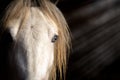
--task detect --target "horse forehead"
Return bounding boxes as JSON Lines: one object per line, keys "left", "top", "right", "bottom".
{"left": 7, "top": 7, "right": 58, "bottom": 40}
{"left": 31, "top": 7, "right": 58, "bottom": 33}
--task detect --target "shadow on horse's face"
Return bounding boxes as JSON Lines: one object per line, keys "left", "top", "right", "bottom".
{"left": 5, "top": 7, "right": 58, "bottom": 80}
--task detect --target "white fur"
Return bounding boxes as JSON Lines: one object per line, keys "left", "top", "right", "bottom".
{"left": 8, "top": 7, "right": 58, "bottom": 80}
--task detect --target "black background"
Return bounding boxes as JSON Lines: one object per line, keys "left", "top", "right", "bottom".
{"left": 1, "top": 0, "right": 120, "bottom": 80}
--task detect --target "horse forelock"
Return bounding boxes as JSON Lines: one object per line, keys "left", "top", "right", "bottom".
{"left": 2, "top": 0, "right": 71, "bottom": 80}
{"left": 44, "top": 3, "right": 71, "bottom": 80}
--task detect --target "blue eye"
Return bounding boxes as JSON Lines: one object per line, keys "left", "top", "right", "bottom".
{"left": 51, "top": 35, "right": 58, "bottom": 43}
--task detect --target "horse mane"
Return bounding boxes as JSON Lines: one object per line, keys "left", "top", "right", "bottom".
{"left": 2, "top": 0, "right": 71, "bottom": 80}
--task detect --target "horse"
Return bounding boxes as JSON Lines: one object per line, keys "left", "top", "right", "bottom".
{"left": 0, "top": 0, "right": 71, "bottom": 80}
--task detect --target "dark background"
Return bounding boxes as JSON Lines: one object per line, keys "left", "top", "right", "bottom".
{"left": 57, "top": 0, "right": 120, "bottom": 80}
{"left": 1, "top": 0, "right": 120, "bottom": 80}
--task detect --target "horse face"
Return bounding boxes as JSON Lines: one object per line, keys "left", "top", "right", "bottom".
{"left": 7, "top": 7, "right": 58, "bottom": 80}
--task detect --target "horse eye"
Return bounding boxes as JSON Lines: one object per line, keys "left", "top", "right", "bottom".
{"left": 51, "top": 35, "right": 58, "bottom": 43}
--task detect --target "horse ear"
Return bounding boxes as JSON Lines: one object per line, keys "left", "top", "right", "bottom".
{"left": 50, "top": 0, "right": 60, "bottom": 5}
{"left": 55, "top": 0, "right": 60, "bottom": 5}
{"left": 40, "top": 0, "right": 60, "bottom": 5}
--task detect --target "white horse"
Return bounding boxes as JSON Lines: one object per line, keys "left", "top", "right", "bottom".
{"left": 1, "top": 0, "right": 71, "bottom": 80}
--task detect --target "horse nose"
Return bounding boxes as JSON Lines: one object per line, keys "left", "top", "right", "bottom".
{"left": 12, "top": 50, "right": 28, "bottom": 80}
{"left": 17, "top": 53, "right": 28, "bottom": 80}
